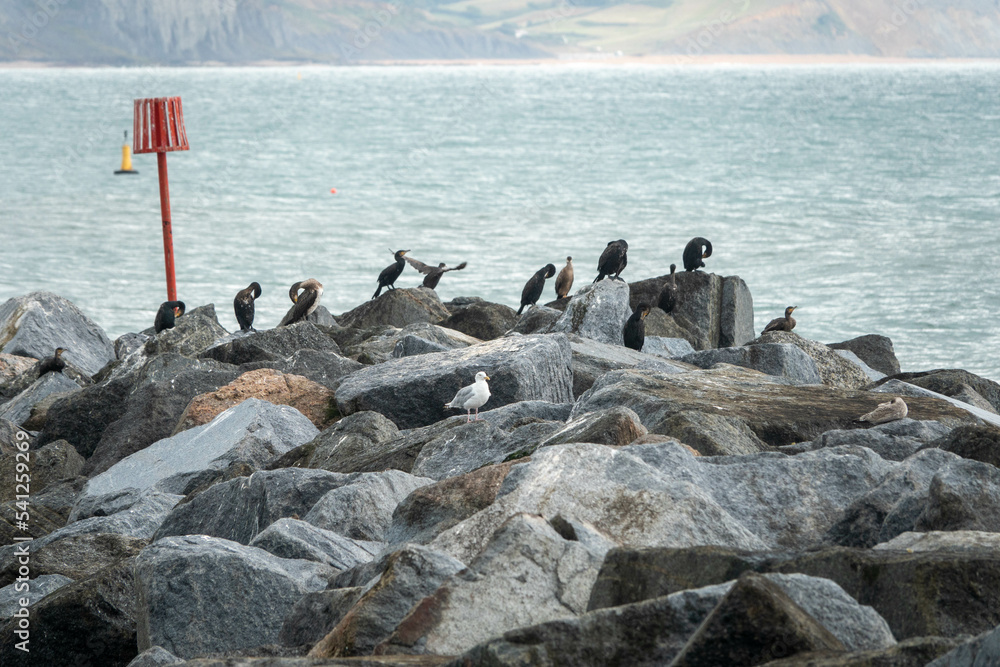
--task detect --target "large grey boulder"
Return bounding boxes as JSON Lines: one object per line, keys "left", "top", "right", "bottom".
{"left": 349, "top": 322, "right": 478, "bottom": 365}
{"left": 550, "top": 279, "right": 632, "bottom": 346}
{"left": 134, "top": 535, "right": 335, "bottom": 658}
{"left": 411, "top": 420, "right": 522, "bottom": 481}
{"left": 335, "top": 334, "right": 574, "bottom": 429}
{"left": 199, "top": 322, "right": 340, "bottom": 366}
{"left": 81, "top": 399, "right": 317, "bottom": 502}
{"left": 243, "top": 348, "right": 362, "bottom": 391}
{"left": 835, "top": 349, "right": 887, "bottom": 382}
{"left": 829, "top": 334, "right": 901, "bottom": 377}
{"left": 0, "top": 532, "right": 147, "bottom": 589}
{"left": 512, "top": 305, "right": 562, "bottom": 335}
{"left": 0, "top": 291, "right": 114, "bottom": 376}
{"left": 338, "top": 287, "right": 450, "bottom": 330}
{"left": 928, "top": 623, "right": 1000, "bottom": 667}
{"left": 271, "top": 410, "right": 400, "bottom": 472}
{"left": 749, "top": 331, "right": 871, "bottom": 389}
{"left": 568, "top": 334, "right": 692, "bottom": 398}
{"left": 441, "top": 297, "right": 518, "bottom": 341}
{"left": 0, "top": 573, "right": 73, "bottom": 619}
{"left": 784, "top": 418, "right": 953, "bottom": 462}
{"left": 302, "top": 470, "right": 434, "bottom": 542}
{"left": 884, "top": 369, "right": 1000, "bottom": 413}
{"left": 154, "top": 468, "right": 356, "bottom": 545}
{"left": 248, "top": 518, "right": 382, "bottom": 571}
{"left": 873, "top": 379, "right": 1000, "bottom": 427}
{"left": 0, "top": 371, "right": 81, "bottom": 426}
{"left": 141, "top": 304, "right": 229, "bottom": 359}
{"left": 538, "top": 406, "right": 647, "bottom": 449}
{"left": 0, "top": 439, "right": 84, "bottom": 502}
{"left": 308, "top": 544, "right": 465, "bottom": 658}
{"left": 654, "top": 410, "right": 770, "bottom": 456}
{"left": 928, "top": 424, "right": 1000, "bottom": 468}
{"left": 720, "top": 276, "right": 755, "bottom": 347}
{"left": 125, "top": 646, "right": 184, "bottom": 667}
{"left": 277, "top": 587, "right": 366, "bottom": 648}
{"left": 915, "top": 457, "right": 1000, "bottom": 534}
{"left": 642, "top": 336, "right": 696, "bottom": 360}
{"left": 680, "top": 344, "right": 823, "bottom": 385}
{"left": 378, "top": 513, "right": 607, "bottom": 656}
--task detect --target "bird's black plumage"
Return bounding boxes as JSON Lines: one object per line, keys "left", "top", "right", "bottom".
{"left": 517, "top": 264, "right": 557, "bottom": 315}
{"left": 280, "top": 279, "right": 323, "bottom": 326}
{"left": 404, "top": 256, "right": 467, "bottom": 290}
{"left": 658, "top": 264, "right": 678, "bottom": 314}
{"left": 623, "top": 303, "right": 650, "bottom": 351}
{"left": 37, "top": 347, "right": 67, "bottom": 376}
{"left": 683, "top": 237, "right": 713, "bottom": 272}
{"left": 234, "top": 282, "right": 262, "bottom": 331}
{"left": 373, "top": 250, "right": 409, "bottom": 299}
{"left": 154, "top": 301, "right": 186, "bottom": 333}
{"left": 594, "top": 239, "right": 629, "bottom": 282}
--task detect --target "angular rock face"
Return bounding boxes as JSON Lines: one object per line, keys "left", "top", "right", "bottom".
{"left": 81, "top": 399, "right": 318, "bottom": 500}
{"left": 829, "top": 334, "right": 902, "bottom": 377}
{"left": 511, "top": 305, "right": 562, "bottom": 335}
{"left": 888, "top": 369, "right": 1000, "bottom": 413}
{"left": 338, "top": 287, "right": 450, "bottom": 330}
{"left": 278, "top": 587, "right": 366, "bottom": 648}
{"left": 199, "top": 322, "right": 341, "bottom": 366}
{"left": 308, "top": 544, "right": 466, "bottom": 658}
{"left": 568, "top": 334, "right": 692, "bottom": 398}
{"left": 0, "top": 573, "right": 73, "bottom": 620}
{"left": 0, "top": 291, "right": 115, "bottom": 376}
{"left": 253, "top": 348, "right": 362, "bottom": 390}
{"left": 347, "top": 322, "right": 479, "bottom": 365}
{"left": 378, "top": 513, "right": 606, "bottom": 656}
{"left": 174, "top": 368, "right": 336, "bottom": 432}
{"left": 141, "top": 304, "right": 229, "bottom": 359}
{"left": 0, "top": 371, "right": 81, "bottom": 426}
{"left": 721, "top": 276, "right": 755, "bottom": 348}
{"left": 0, "top": 439, "right": 84, "bottom": 502}
{"left": 0, "top": 353, "right": 36, "bottom": 392}
{"left": 749, "top": 331, "right": 871, "bottom": 390}
{"left": 927, "top": 622, "right": 1000, "bottom": 667}
{"left": 441, "top": 297, "right": 518, "bottom": 341}
{"left": 411, "top": 420, "right": 521, "bottom": 481}
{"left": 786, "top": 418, "right": 952, "bottom": 462}
{"left": 538, "top": 406, "right": 647, "bottom": 449}
{"left": 134, "top": 535, "right": 335, "bottom": 658}
{"left": 680, "top": 344, "right": 823, "bottom": 385}
{"left": 335, "top": 334, "right": 574, "bottom": 429}
{"left": 655, "top": 410, "right": 769, "bottom": 456}
{"left": 931, "top": 424, "right": 1000, "bottom": 468}
{"left": 272, "top": 411, "right": 401, "bottom": 472}
{"left": 835, "top": 349, "right": 887, "bottom": 382}
{"left": 0, "top": 560, "right": 139, "bottom": 667}
{"left": 550, "top": 279, "right": 632, "bottom": 346}
{"left": 642, "top": 336, "right": 696, "bottom": 360}
{"left": 572, "top": 366, "right": 977, "bottom": 448}
{"left": 248, "top": 518, "right": 382, "bottom": 571}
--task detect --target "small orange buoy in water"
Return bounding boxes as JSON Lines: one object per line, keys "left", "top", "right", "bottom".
{"left": 330, "top": 188, "right": 337, "bottom": 194}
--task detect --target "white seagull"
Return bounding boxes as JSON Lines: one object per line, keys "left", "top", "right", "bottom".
{"left": 856, "top": 397, "right": 908, "bottom": 425}
{"left": 445, "top": 371, "right": 491, "bottom": 422}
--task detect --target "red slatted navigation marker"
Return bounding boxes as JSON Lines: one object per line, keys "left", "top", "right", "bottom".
{"left": 133, "top": 97, "right": 190, "bottom": 302}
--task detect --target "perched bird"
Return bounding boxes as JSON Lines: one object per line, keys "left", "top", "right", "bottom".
{"left": 594, "top": 240, "right": 629, "bottom": 282}
{"left": 404, "top": 255, "right": 468, "bottom": 290}
{"left": 372, "top": 249, "right": 410, "bottom": 299}
{"left": 658, "top": 264, "right": 679, "bottom": 314}
{"left": 518, "top": 264, "right": 557, "bottom": 315}
{"left": 683, "top": 237, "right": 713, "bottom": 272}
{"left": 154, "top": 301, "right": 186, "bottom": 333}
{"left": 37, "top": 347, "right": 67, "bottom": 376}
{"left": 555, "top": 256, "right": 574, "bottom": 299}
{"left": 623, "top": 303, "right": 651, "bottom": 351}
{"left": 856, "top": 397, "right": 908, "bottom": 425}
{"left": 444, "top": 371, "right": 492, "bottom": 422}
{"left": 234, "top": 282, "right": 262, "bottom": 331}
{"left": 762, "top": 306, "right": 798, "bottom": 334}
{"left": 280, "top": 279, "right": 323, "bottom": 326}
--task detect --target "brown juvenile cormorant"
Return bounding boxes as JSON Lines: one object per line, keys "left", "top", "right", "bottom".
{"left": 658, "top": 264, "right": 678, "bottom": 313}
{"left": 404, "top": 255, "right": 467, "bottom": 290}
{"left": 623, "top": 303, "right": 650, "bottom": 351}
{"left": 517, "top": 264, "right": 557, "bottom": 315}
{"left": 683, "top": 237, "right": 713, "bottom": 272}
{"left": 280, "top": 279, "right": 323, "bottom": 326}
{"left": 856, "top": 397, "right": 908, "bottom": 425}
{"left": 37, "top": 348, "right": 67, "bottom": 376}
{"left": 555, "top": 257, "right": 574, "bottom": 299}
{"left": 154, "top": 301, "right": 185, "bottom": 333}
{"left": 762, "top": 306, "right": 797, "bottom": 334}
{"left": 594, "top": 240, "right": 628, "bottom": 282}
{"left": 373, "top": 250, "right": 409, "bottom": 299}
{"left": 234, "top": 282, "right": 262, "bottom": 331}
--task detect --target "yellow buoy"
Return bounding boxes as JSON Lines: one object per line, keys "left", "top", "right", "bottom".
{"left": 114, "top": 130, "right": 139, "bottom": 175}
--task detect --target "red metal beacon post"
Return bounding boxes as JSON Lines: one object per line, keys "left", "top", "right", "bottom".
{"left": 133, "top": 97, "right": 190, "bottom": 301}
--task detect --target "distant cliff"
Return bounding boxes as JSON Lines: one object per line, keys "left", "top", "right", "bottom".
{"left": 2, "top": 0, "right": 999, "bottom": 64}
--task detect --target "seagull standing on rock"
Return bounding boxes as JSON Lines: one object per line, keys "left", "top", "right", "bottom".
{"left": 445, "top": 371, "right": 491, "bottom": 422}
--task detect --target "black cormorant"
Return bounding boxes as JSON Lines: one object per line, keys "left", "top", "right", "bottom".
{"left": 762, "top": 306, "right": 797, "bottom": 334}
{"left": 594, "top": 240, "right": 628, "bottom": 282}
{"left": 517, "top": 264, "right": 557, "bottom": 315}
{"left": 373, "top": 250, "right": 409, "bottom": 298}
{"left": 154, "top": 301, "right": 185, "bottom": 333}
{"left": 683, "top": 237, "right": 712, "bottom": 272}
{"left": 37, "top": 348, "right": 67, "bottom": 376}
{"left": 234, "top": 282, "right": 262, "bottom": 331}
{"left": 658, "top": 264, "right": 678, "bottom": 314}
{"left": 555, "top": 257, "right": 574, "bottom": 299}
{"left": 280, "top": 279, "right": 323, "bottom": 326}
{"left": 623, "top": 303, "right": 650, "bottom": 351}
{"left": 404, "top": 255, "right": 467, "bottom": 290}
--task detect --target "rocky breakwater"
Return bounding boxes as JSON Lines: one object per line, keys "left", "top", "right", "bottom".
{"left": 1, "top": 281, "right": 1000, "bottom": 667}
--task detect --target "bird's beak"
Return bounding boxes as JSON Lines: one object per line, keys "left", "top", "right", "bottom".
{"left": 641, "top": 310, "right": 648, "bottom": 319}
{"left": 402, "top": 250, "right": 410, "bottom": 255}
{"left": 791, "top": 306, "right": 798, "bottom": 311}
{"left": 174, "top": 307, "right": 182, "bottom": 316}
{"left": 292, "top": 295, "right": 298, "bottom": 303}
{"left": 484, "top": 375, "right": 491, "bottom": 381}
{"left": 702, "top": 252, "right": 709, "bottom": 258}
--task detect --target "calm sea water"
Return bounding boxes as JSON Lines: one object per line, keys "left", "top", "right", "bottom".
{"left": 1, "top": 65, "right": 998, "bottom": 380}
